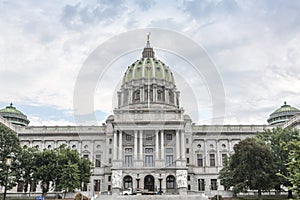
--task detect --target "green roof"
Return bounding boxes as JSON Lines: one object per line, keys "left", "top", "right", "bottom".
{"left": 0, "top": 103, "right": 24, "bottom": 115}
{"left": 271, "top": 102, "right": 299, "bottom": 115}
{"left": 0, "top": 103, "right": 30, "bottom": 126}
{"left": 122, "top": 57, "right": 175, "bottom": 85}
{"left": 267, "top": 102, "right": 300, "bottom": 125}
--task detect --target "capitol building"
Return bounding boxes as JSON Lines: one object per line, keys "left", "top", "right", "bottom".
{"left": 1, "top": 37, "right": 300, "bottom": 197}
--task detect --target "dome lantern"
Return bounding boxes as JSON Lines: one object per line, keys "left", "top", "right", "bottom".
{"left": 142, "top": 32, "right": 155, "bottom": 58}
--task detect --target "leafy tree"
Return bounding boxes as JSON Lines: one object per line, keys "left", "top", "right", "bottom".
{"left": 33, "top": 148, "right": 58, "bottom": 196}
{"left": 30, "top": 144, "right": 93, "bottom": 197}
{"left": 78, "top": 156, "right": 93, "bottom": 190}
{"left": 219, "top": 138, "right": 276, "bottom": 199}
{"left": 284, "top": 140, "right": 300, "bottom": 195}
{"left": 54, "top": 145, "right": 92, "bottom": 196}
{"left": 219, "top": 156, "right": 233, "bottom": 191}
{"left": 17, "top": 146, "right": 38, "bottom": 193}
{"left": 0, "top": 124, "right": 21, "bottom": 190}
{"left": 56, "top": 161, "right": 80, "bottom": 198}
{"left": 256, "top": 128, "right": 299, "bottom": 198}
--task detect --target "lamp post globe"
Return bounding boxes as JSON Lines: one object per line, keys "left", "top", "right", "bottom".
{"left": 3, "top": 155, "right": 12, "bottom": 200}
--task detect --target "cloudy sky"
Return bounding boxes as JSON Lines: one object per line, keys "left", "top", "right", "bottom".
{"left": 1, "top": 0, "right": 300, "bottom": 126}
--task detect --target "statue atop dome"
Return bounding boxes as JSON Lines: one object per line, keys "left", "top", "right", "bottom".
{"left": 142, "top": 33, "right": 155, "bottom": 58}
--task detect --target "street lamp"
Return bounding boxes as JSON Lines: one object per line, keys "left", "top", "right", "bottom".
{"left": 3, "top": 155, "right": 12, "bottom": 200}
{"left": 158, "top": 174, "right": 163, "bottom": 195}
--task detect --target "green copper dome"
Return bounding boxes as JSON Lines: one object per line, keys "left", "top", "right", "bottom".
{"left": 267, "top": 102, "right": 300, "bottom": 125}
{"left": 122, "top": 57, "right": 175, "bottom": 85}
{"left": 122, "top": 34, "right": 175, "bottom": 85}
{"left": 0, "top": 103, "right": 30, "bottom": 126}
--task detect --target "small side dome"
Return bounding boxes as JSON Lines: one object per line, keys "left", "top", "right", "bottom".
{"left": 0, "top": 103, "right": 30, "bottom": 126}
{"left": 267, "top": 101, "right": 300, "bottom": 125}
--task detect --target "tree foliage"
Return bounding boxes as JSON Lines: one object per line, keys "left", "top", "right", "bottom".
{"left": 256, "top": 127, "right": 299, "bottom": 195}
{"left": 285, "top": 140, "right": 300, "bottom": 195}
{"left": 219, "top": 138, "right": 276, "bottom": 199}
{"left": 17, "top": 146, "right": 38, "bottom": 193}
{"left": 31, "top": 145, "right": 92, "bottom": 196}
{"left": 0, "top": 124, "right": 22, "bottom": 189}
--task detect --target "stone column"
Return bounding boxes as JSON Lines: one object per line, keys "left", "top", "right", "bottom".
{"left": 139, "top": 130, "right": 143, "bottom": 160}
{"left": 155, "top": 130, "right": 159, "bottom": 160}
{"left": 140, "top": 87, "right": 144, "bottom": 103}
{"left": 118, "top": 131, "right": 122, "bottom": 160}
{"left": 173, "top": 90, "right": 177, "bottom": 106}
{"left": 129, "top": 88, "right": 132, "bottom": 104}
{"left": 113, "top": 131, "right": 117, "bottom": 160}
{"left": 153, "top": 85, "right": 157, "bottom": 102}
{"left": 134, "top": 130, "right": 138, "bottom": 160}
{"left": 176, "top": 130, "right": 180, "bottom": 160}
{"left": 160, "top": 131, "right": 164, "bottom": 159}
{"left": 180, "top": 131, "right": 185, "bottom": 160}
{"left": 117, "top": 91, "right": 121, "bottom": 107}
{"left": 121, "top": 89, "right": 124, "bottom": 106}
{"left": 164, "top": 88, "right": 168, "bottom": 104}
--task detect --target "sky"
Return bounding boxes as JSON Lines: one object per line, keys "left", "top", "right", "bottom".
{"left": 1, "top": 0, "right": 300, "bottom": 126}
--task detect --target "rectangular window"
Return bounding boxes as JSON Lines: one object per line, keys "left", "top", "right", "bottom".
{"left": 124, "top": 148, "right": 133, "bottom": 167}
{"left": 108, "top": 185, "right": 111, "bottom": 191}
{"left": 109, "top": 148, "right": 112, "bottom": 154}
{"left": 124, "top": 155, "right": 133, "bottom": 167}
{"left": 125, "top": 134, "right": 132, "bottom": 141}
{"left": 186, "top": 157, "right": 190, "bottom": 164}
{"left": 108, "top": 176, "right": 111, "bottom": 182}
{"left": 210, "top": 154, "right": 216, "bottom": 167}
{"left": 165, "top": 155, "right": 173, "bottom": 167}
{"left": 166, "top": 134, "right": 172, "bottom": 140}
{"left": 198, "top": 179, "right": 205, "bottom": 191}
{"left": 187, "top": 175, "right": 190, "bottom": 181}
{"left": 186, "top": 148, "right": 189, "bottom": 154}
{"left": 186, "top": 138, "right": 189, "bottom": 144}
{"left": 222, "top": 153, "right": 227, "bottom": 165}
{"left": 95, "top": 155, "right": 101, "bottom": 167}
{"left": 94, "top": 180, "right": 100, "bottom": 192}
{"left": 109, "top": 138, "right": 112, "bottom": 144}
{"left": 145, "top": 155, "right": 154, "bottom": 167}
{"left": 17, "top": 182, "right": 24, "bottom": 192}
{"left": 109, "top": 158, "right": 111, "bottom": 164}
{"left": 197, "top": 154, "right": 203, "bottom": 167}
{"left": 188, "top": 184, "right": 191, "bottom": 191}
{"left": 211, "top": 179, "right": 218, "bottom": 190}
{"left": 83, "top": 154, "right": 89, "bottom": 159}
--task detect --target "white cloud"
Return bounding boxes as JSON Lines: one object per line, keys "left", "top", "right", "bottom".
{"left": 1, "top": 0, "right": 300, "bottom": 125}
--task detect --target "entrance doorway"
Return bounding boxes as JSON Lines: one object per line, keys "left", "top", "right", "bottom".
{"left": 144, "top": 175, "right": 154, "bottom": 191}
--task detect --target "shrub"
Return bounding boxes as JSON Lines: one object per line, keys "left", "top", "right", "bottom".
{"left": 211, "top": 195, "right": 223, "bottom": 200}
{"left": 74, "top": 193, "right": 88, "bottom": 200}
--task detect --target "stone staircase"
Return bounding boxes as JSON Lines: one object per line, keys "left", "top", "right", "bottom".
{"left": 95, "top": 194, "right": 209, "bottom": 200}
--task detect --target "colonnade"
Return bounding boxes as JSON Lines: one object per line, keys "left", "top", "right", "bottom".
{"left": 112, "top": 129, "right": 185, "bottom": 166}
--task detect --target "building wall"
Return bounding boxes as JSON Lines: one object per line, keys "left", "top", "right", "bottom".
{"left": 15, "top": 122, "right": 272, "bottom": 196}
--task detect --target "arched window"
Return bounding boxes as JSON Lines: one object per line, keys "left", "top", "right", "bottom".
{"left": 157, "top": 90, "right": 163, "bottom": 101}
{"left": 166, "top": 175, "right": 175, "bottom": 189}
{"left": 123, "top": 175, "right": 133, "bottom": 189}
{"left": 133, "top": 90, "right": 140, "bottom": 102}
{"left": 169, "top": 91, "right": 174, "bottom": 104}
